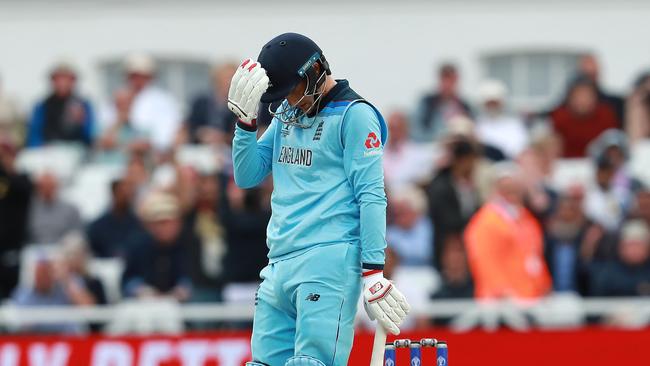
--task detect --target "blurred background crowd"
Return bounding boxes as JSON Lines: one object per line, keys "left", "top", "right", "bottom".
{"left": 1, "top": 49, "right": 650, "bottom": 334}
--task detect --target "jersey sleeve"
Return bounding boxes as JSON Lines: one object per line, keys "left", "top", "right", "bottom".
{"left": 341, "top": 103, "right": 388, "bottom": 269}
{"left": 232, "top": 120, "right": 276, "bottom": 188}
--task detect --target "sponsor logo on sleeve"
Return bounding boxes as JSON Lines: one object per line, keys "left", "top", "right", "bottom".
{"left": 363, "top": 132, "right": 382, "bottom": 157}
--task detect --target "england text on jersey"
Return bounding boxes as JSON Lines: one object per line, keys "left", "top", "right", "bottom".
{"left": 277, "top": 146, "right": 313, "bottom": 167}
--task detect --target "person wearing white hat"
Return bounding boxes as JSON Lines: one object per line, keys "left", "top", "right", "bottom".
{"left": 100, "top": 53, "right": 181, "bottom": 153}
{"left": 474, "top": 79, "right": 529, "bottom": 158}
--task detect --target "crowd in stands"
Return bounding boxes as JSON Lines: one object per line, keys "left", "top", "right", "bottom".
{"left": 0, "top": 51, "right": 650, "bottom": 333}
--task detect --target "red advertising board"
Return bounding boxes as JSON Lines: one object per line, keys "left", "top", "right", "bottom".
{"left": 0, "top": 327, "right": 648, "bottom": 366}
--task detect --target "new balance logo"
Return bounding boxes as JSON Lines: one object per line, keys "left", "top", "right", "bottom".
{"left": 313, "top": 121, "right": 324, "bottom": 141}
{"left": 305, "top": 293, "right": 321, "bottom": 302}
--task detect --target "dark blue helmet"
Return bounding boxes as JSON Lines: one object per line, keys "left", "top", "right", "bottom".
{"left": 258, "top": 32, "right": 330, "bottom": 103}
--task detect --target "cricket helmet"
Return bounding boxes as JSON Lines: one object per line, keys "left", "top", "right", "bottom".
{"left": 258, "top": 32, "right": 331, "bottom": 103}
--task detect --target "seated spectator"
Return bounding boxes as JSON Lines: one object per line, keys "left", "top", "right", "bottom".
{"left": 590, "top": 220, "right": 650, "bottom": 296}
{"left": 411, "top": 62, "right": 473, "bottom": 142}
{"left": 221, "top": 180, "right": 271, "bottom": 287}
{"left": 96, "top": 88, "right": 151, "bottom": 163}
{"left": 475, "top": 79, "right": 529, "bottom": 159}
{"left": 0, "top": 75, "right": 22, "bottom": 145}
{"left": 26, "top": 60, "right": 95, "bottom": 148}
{"left": 11, "top": 254, "right": 89, "bottom": 334}
{"left": 28, "top": 171, "right": 82, "bottom": 244}
{"left": 0, "top": 139, "right": 33, "bottom": 298}
{"left": 387, "top": 185, "right": 433, "bottom": 266}
{"left": 464, "top": 162, "right": 552, "bottom": 300}
{"left": 426, "top": 138, "right": 481, "bottom": 268}
{"left": 185, "top": 62, "right": 238, "bottom": 145}
{"left": 184, "top": 173, "right": 227, "bottom": 302}
{"left": 544, "top": 186, "right": 591, "bottom": 294}
{"left": 87, "top": 177, "right": 142, "bottom": 258}
{"left": 578, "top": 53, "right": 625, "bottom": 126}
{"left": 589, "top": 129, "right": 645, "bottom": 194}
{"left": 60, "top": 232, "right": 107, "bottom": 305}
{"left": 121, "top": 191, "right": 192, "bottom": 301}
{"left": 433, "top": 240, "right": 473, "bottom": 299}
{"left": 625, "top": 71, "right": 650, "bottom": 144}
{"left": 518, "top": 134, "right": 561, "bottom": 220}
{"left": 101, "top": 54, "right": 181, "bottom": 153}
{"left": 583, "top": 155, "right": 633, "bottom": 231}
{"left": 549, "top": 75, "right": 619, "bottom": 158}
{"left": 383, "top": 110, "right": 436, "bottom": 188}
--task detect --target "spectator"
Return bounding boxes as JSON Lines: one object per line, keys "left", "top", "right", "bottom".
{"left": 588, "top": 128, "right": 645, "bottom": 195}
{"left": 578, "top": 53, "right": 625, "bottom": 126}
{"left": 544, "top": 186, "right": 591, "bottom": 294}
{"left": 0, "top": 139, "right": 33, "bottom": 298}
{"left": 475, "top": 79, "right": 529, "bottom": 158}
{"left": 411, "top": 63, "right": 473, "bottom": 142}
{"left": 464, "top": 162, "right": 552, "bottom": 300}
{"left": 28, "top": 171, "right": 82, "bottom": 244}
{"left": 425, "top": 138, "right": 481, "bottom": 268}
{"left": 220, "top": 180, "right": 270, "bottom": 303}
{"left": 432, "top": 241, "right": 473, "bottom": 299}
{"left": 121, "top": 191, "right": 192, "bottom": 301}
{"left": 549, "top": 75, "right": 619, "bottom": 158}
{"left": 96, "top": 88, "right": 151, "bottom": 163}
{"left": 26, "top": 60, "right": 96, "bottom": 147}
{"left": 0, "top": 75, "right": 22, "bottom": 145}
{"left": 60, "top": 232, "right": 107, "bottom": 305}
{"left": 185, "top": 173, "right": 227, "bottom": 302}
{"left": 383, "top": 110, "right": 436, "bottom": 188}
{"left": 387, "top": 185, "right": 433, "bottom": 266}
{"left": 185, "top": 62, "right": 238, "bottom": 145}
{"left": 87, "top": 177, "right": 142, "bottom": 258}
{"left": 625, "top": 71, "right": 650, "bottom": 144}
{"left": 583, "top": 155, "right": 633, "bottom": 231}
{"left": 11, "top": 255, "right": 86, "bottom": 333}
{"left": 590, "top": 219, "right": 650, "bottom": 296}
{"left": 102, "top": 53, "right": 181, "bottom": 153}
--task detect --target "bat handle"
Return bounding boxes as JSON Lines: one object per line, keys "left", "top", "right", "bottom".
{"left": 369, "top": 323, "right": 387, "bottom": 366}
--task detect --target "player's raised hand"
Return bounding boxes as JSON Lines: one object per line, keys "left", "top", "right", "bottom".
{"left": 227, "top": 58, "right": 269, "bottom": 126}
{"left": 362, "top": 271, "right": 410, "bottom": 335}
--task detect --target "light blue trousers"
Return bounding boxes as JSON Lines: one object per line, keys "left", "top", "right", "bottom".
{"left": 251, "top": 243, "right": 362, "bottom": 366}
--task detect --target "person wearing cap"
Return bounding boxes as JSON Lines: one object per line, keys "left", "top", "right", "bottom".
{"left": 101, "top": 53, "right": 181, "bottom": 153}
{"left": 464, "top": 162, "right": 552, "bottom": 300}
{"left": 185, "top": 61, "right": 239, "bottom": 144}
{"left": 590, "top": 219, "right": 650, "bottom": 296}
{"left": 410, "top": 62, "right": 473, "bottom": 142}
{"left": 475, "top": 79, "right": 529, "bottom": 159}
{"left": 121, "top": 191, "right": 194, "bottom": 301}
{"left": 26, "top": 60, "right": 96, "bottom": 147}
{"left": 227, "top": 33, "right": 410, "bottom": 366}
{"left": 425, "top": 137, "right": 481, "bottom": 269}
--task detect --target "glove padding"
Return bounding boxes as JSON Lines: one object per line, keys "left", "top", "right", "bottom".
{"left": 363, "top": 272, "right": 410, "bottom": 335}
{"left": 227, "top": 58, "right": 269, "bottom": 125}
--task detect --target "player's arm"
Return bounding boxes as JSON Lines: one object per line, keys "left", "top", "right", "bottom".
{"left": 232, "top": 119, "right": 276, "bottom": 188}
{"left": 342, "top": 103, "right": 388, "bottom": 269}
{"left": 342, "top": 103, "right": 410, "bottom": 335}
{"left": 227, "top": 59, "right": 273, "bottom": 188}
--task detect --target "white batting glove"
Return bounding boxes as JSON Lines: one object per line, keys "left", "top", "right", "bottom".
{"left": 362, "top": 271, "right": 410, "bottom": 335}
{"left": 227, "top": 58, "right": 269, "bottom": 126}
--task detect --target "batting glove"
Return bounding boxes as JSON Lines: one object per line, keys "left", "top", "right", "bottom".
{"left": 227, "top": 58, "right": 269, "bottom": 127}
{"left": 362, "top": 270, "right": 410, "bottom": 335}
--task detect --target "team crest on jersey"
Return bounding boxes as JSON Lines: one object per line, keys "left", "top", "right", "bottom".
{"left": 281, "top": 123, "right": 291, "bottom": 137}
{"left": 312, "top": 121, "right": 324, "bottom": 141}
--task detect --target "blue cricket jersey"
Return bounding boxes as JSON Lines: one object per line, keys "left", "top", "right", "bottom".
{"left": 232, "top": 80, "right": 388, "bottom": 269}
